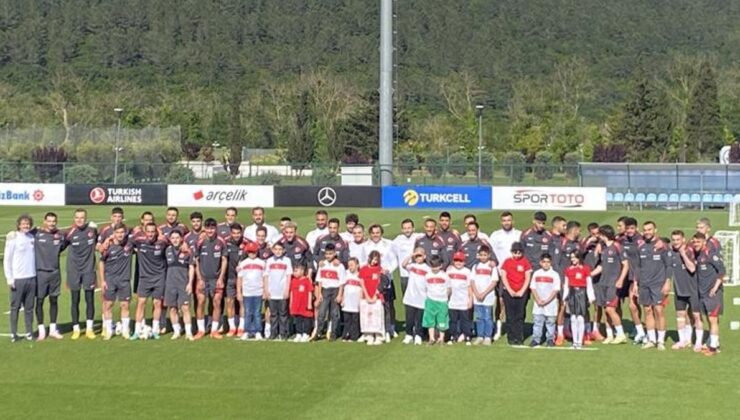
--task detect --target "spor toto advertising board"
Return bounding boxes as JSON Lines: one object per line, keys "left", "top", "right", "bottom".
{"left": 382, "top": 186, "right": 492, "bottom": 209}
{"left": 168, "top": 185, "right": 275, "bottom": 208}
{"left": 0, "top": 183, "right": 65, "bottom": 206}
{"left": 274, "top": 186, "right": 381, "bottom": 207}
{"left": 65, "top": 184, "right": 167, "bottom": 205}
{"left": 491, "top": 186, "right": 607, "bottom": 211}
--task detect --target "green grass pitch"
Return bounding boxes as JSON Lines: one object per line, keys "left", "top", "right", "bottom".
{"left": 0, "top": 206, "right": 738, "bottom": 419}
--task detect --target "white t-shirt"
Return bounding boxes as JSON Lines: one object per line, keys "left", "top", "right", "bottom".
{"left": 316, "top": 260, "right": 346, "bottom": 289}
{"left": 530, "top": 268, "right": 561, "bottom": 316}
{"left": 362, "top": 238, "right": 397, "bottom": 273}
{"left": 460, "top": 231, "right": 490, "bottom": 243}
{"left": 243, "top": 223, "right": 281, "bottom": 245}
{"left": 447, "top": 266, "right": 471, "bottom": 310}
{"left": 490, "top": 228, "right": 522, "bottom": 263}
{"left": 403, "top": 262, "right": 429, "bottom": 309}
{"left": 425, "top": 270, "right": 450, "bottom": 303}
{"left": 265, "top": 256, "right": 293, "bottom": 300}
{"left": 339, "top": 231, "right": 354, "bottom": 243}
{"left": 392, "top": 233, "right": 421, "bottom": 277}
{"left": 471, "top": 261, "right": 499, "bottom": 306}
{"left": 349, "top": 240, "right": 366, "bottom": 262}
{"left": 237, "top": 257, "right": 265, "bottom": 297}
{"left": 306, "top": 227, "right": 329, "bottom": 251}
{"left": 342, "top": 272, "right": 363, "bottom": 313}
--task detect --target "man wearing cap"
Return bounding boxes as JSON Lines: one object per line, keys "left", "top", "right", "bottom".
{"left": 499, "top": 242, "right": 533, "bottom": 345}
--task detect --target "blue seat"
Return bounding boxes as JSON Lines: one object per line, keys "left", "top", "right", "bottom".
{"left": 702, "top": 193, "right": 712, "bottom": 203}
{"left": 723, "top": 193, "right": 733, "bottom": 203}
{"left": 679, "top": 193, "right": 690, "bottom": 203}
{"left": 614, "top": 192, "right": 624, "bottom": 203}
{"left": 647, "top": 193, "right": 658, "bottom": 203}
{"left": 659, "top": 193, "right": 669, "bottom": 203}
{"left": 624, "top": 192, "right": 635, "bottom": 203}
{"left": 690, "top": 193, "right": 701, "bottom": 203}
{"left": 635, "top": 193, "right": 646, "bottom": 203}
{"left": 712, "top": 194, "right": 723, "bottom": 203}
{"left": 735, "top": 193, "right": 740, "bottom": 202}
{"left": 606, "top": 192, "right": 614, "bottom": 202}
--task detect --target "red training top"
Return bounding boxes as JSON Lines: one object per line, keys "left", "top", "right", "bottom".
{"left": 501, "top": 256, "right": 532, "bottom": 293}
{"left": 565, "top": 265, "right": 590, "bottom": 288}
{"left": 359, "top": 264, "right": 383, "bottom": 301}
{"left": 289, "top": 276, "right": 314, "bottom": 317}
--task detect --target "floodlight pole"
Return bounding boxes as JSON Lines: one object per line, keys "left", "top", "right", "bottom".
{"left": 476, "top": 105, "right": 484, "bottom": 185}
{"left": 114, "top": 108, "right": 123, "bottom": 184}
{"left": 378, "top": 0, "right": 393, "bottom": 186}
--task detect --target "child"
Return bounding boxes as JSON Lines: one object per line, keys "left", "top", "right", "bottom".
{"left": 264, "top": 242, "right": 293, "bottom": 340}
{"left": 529, "top": 253, "right": 561, "bottom": 347}
{"left": 563, "top": 251, "right": 595, "bottom": 349}
{"left": 359, "top": 251, "right": 385, "bottom": 345}
{"left": 446, "top": 251, "right": 473, "bottom": 345}
{"left": 401, "top": 248, "right": 429, "bottom": 345}
{"left": 236, "top": 242, "right": 266, "bottom": 340}
{"left": 289, "top": 264, "right": 313, "bottom": 342}
{"left": 422, "top": 255, "right": 451, "bottom": 345}
{"left": 340, "top": 258, "right": 363, "bottom": 342}
{"left": 470, "top": 245, "right": 499, "bottom": 346}
{"left": 315, "top": 244, "right": 347, "bottom": 341}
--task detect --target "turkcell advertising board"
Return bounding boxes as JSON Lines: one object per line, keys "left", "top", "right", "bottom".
{"left": 168, "top": 185, "right": 274, "bottom": 208}
{"left": 382, "top": 186, "right": 492, "bottom": 209}
{"left": 0, "top": 183, "right": 65, "bottom": 206}
{"left": 491, "top": 187, "right": 607, "bottom": 211}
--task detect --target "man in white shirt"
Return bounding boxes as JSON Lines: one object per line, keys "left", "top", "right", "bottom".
{"left": 4, "top": 214, "right": 37, "bottom": 342}
{"left": 392, "top": 218, "right": 421, "bottom": 294}
{"left": 305, "top": 210, "right": 329, "bottom": 251}
{"left": 243, "top": 207, "right": 281, "bottom": 245}
{"left": 489, "top": 211, "right": 521, "bottom": 340}
{"left": 339, "top": 213, "right": 359, "bottom": 243}
{"left": 348, "top": 224, "right": 366, "bottom": 262}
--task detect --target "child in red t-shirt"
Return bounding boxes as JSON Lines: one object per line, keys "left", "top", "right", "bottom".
{"left": 289, "top": 264, "right": 314, "bottom": 343}
{"left": 563, "top": 251, "right": 595, "bottom": 349}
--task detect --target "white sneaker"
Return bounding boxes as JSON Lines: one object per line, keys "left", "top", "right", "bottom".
{"left": 373, "top": 336, "right": 383, "bottom": 345}
{"left": 115, "top": 322, "right": 122, "bottom": 336}
{"left": 171, "top": 332, "right": 180, "bottom": 340}
{"left": 634, "top": 333, "right": 645, "bottom": 345}
{"left": 37, "top": 329, "right": 47, "bottom": 341}
{"left": 358, "top": 335, "right": 367, "bottom": 343}
{"left": 457, "top": 334, "right": 465, "bottom": 343}
{"left": 402, "top": 335, "right": 413, "bottom": 344}
{"left": 414, "top": 335, "right": 423, "bottom": 345}
{"left": 641, "top": 341, "right": 656, "bottom": 350}
{"left": 186, "top": 335, "right": 194, "bottom": 341}
{"left": 483, "top": 337, "right": 492, "bottom": 346}
{"left": 472, "top": 337, "right": 484, "bottom": 346}
{"left": 301, "top": 334, "right": 310, "bottom": 342}
{"left": 384, "top": 333, "right": 391, "bottom": 343}
{"left": 293, "top": 335, "right": 302, "bottom": 343}
{"left": 367, "top": 336, "right": 375, "bottom": 346}
{"left": 392, "top": 331, "right": 398, "bottom": 338}
{"left": 657, "top": 342, "right": 666, "bottom": 351}
{"left": 48, "top": 330, "right": 63, "bottom": 340}
{"left": 255, "top": 333, "right": 263, "bottom": 341}
{"left": 240, "top": 333, "right": 249, "bottom": 341}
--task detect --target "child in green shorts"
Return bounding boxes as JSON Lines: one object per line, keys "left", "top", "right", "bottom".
{"left": 422, "top": 256, "right": 451, "bottom": 345}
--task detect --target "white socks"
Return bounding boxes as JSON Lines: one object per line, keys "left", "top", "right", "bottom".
{"left": 557, "top": 325, "right": 564, "bottom": 337}
{"left": 50, "top": 323, "right": 58, "bottom": 333}
{"left": 635, "top": 324, "right": 645, "bottom": 337}
{"left": 228, "top": 318, "right": 236, "bottom": 330}
{"left": 657, "top": 330, "right": 665, "bottom": 344}
{"left": 86, "top": 320, "right": 94, "bottom": 331}
{"left": 197, "top": 319, "right": 206, "bottom": 332}
{"left": 709, "top": 334, "right": 719, "bottom": 349}
{"left": 615, "top": 325, "right": 624, "bottom": 336}
{"left": 238, "top": 318, "right": 245, "bottom": 330}
{"left": 122, "top": 318, "right": 130, "bottom": 335}
{"left": 185, "top": 323, "right": 193, "bottom": 337}
{"left": 152, "top": 320, "right": 160, "bottom": 333}
{"left": 211, "top": 321, "right": 219, "bottom": 333}
{"left": 647, "top": 329, "right": 656, "bottom": 344}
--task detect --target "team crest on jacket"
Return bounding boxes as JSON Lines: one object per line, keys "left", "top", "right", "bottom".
{"left": 433, "top": 242, "right": 440, "bottom": 248}
{"left": 87, "top": 231, "right": 94, "bottom": 238}
{"left": 542, "top": 237, "right": 548, "bottom": 243}
{"left": 215, "top": 245, "right": 221, "bottom": 251}
{"left": 608, "top": 249, "right": 614, "bottom": 256}
{"left": 447, "top": 237, "right": 454, "bottom": 243}
{"left": 295, "top": 247, "right": 301, "bottom": 253}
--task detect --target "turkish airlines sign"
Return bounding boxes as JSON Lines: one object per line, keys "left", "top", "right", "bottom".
{"left": 168, "top": 185, "right": 274, "bottom": 208}
{"left": 492, "top": 187, "right": 607, "bottom": 211}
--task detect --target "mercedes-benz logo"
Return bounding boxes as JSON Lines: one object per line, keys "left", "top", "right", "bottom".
{"left": 317, "top": 187, "right": 337, "bottom": 207}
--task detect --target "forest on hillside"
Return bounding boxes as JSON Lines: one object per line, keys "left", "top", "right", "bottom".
{"left": 1, "top": 0, "right": 739, "bottom": 172}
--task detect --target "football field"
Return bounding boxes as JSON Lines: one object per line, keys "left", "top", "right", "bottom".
{"left": 1, "top": 206, "right": 738, "bottom": 419}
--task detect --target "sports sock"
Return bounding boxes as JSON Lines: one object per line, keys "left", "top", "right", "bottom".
{"left": 606, "top": 325, "right": 614, "bottom": 339}
{"left": 557, "top": 325, "right": 564, "bottom": 337}
{"left": 73, "top": 324, "right": 80, "bottom": 332}
{"left": 238, "top": 317, "right": 245, "bottom": 330}
{"left": 153, "top": 320, "right": 160, "bottom": 333}
{"left": 197, "top": 319, "right": 205, "bottom": 332}
{"left": 50, "top": 323, "right": 58, "bottom": 333}
{"left": 570, "top": 316, "right": 578, "bottom": 345}
{"left": 683, "top": 325, "right": 692, "bottom": 342}
{"left": 615, "top": 325, "right": 624, "bottom": 336}
{"left": 657, "top": 330, "right": 665, "bottom": 344}
{"left": 103, "top": 320, "right": 112, "bottom": 334}
{"left": 185, "top": 323, "right": 193, "bottom": 336}
{"left": 676, "top": 318, "right": 686, "bottom": 342}
{"left": 647, "top": 329, "right": 656, "bottom": 343}
{"left": 709, "top": 334, "right": 719, "bottom": 348}
{"left": 86, "top": 319, "right": 93, "bottom": 331}
{"left": 122, "top": 317, "right": 130, "bottom": 334}
{"left": 635, "top": 324, "right": 645, "bottom": 337}
{"left": 173, "top": 324, "right": 181, "bottom": 335}
{"left": 228, "top": 317, "right": 236, "bottom": 330}
{"left": 695, "top": 328, "right": 704, "bottom": 346}
{"left": 211, "top": 321, "right": 219, "bottom": 333}
{"left": 38, "top": 324, "right": 46, "bottom": 336}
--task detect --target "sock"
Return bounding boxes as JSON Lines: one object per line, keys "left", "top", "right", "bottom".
{"left": 570, "top": 316, "right": 578, "bottom": 344}
{"left": 709, "top": 334, "right": 719, "bottom": 349}
{"left": 695, "top": 328, "right": 704, "bottom": 347}
{"left": 606, "top": 326, "right": 614, "bottom": 339}
{"left": 228, "top": 317, "right": 236, "bottom": 330}
{"left": 683, "top": 325, "right": 692, "bottom": 343}
{"left": 557, "top": 325, "right": 564, "bottom": 336}
{"left": 86, "top": 319, "right": 93, "bottom": 331}
{"left": 38, "top": 324, "right": 46, "bottom": 336}
{"left": 73, "top": 324, "right": 80, "bottom": 332}
{"left": 657, "top": 330, "right": 665, "bottom": 344}
{"left": 103, "top": 320, "right": 112, "bottom": 334}
{"left": 122, "top": 318, "right": 130, "bottom": 334}
{"left": 50, "top": 323, "right": 58, "bottom": 333}
{"left": 496, "top": 320, "right": 502, "bottom": 333}
{"left": 615, "top": 325, "right": 624, "bottom": 336}
{"left": 635, "top": 324, "right": 645, "bottom": 337}
{"left": 153, "top": 320, "right": 160, "bottom": 333}
{"left": 238, "top": 317, "right": 245, "bottom": 330}
{"left": 185, "top": 323, "right": 193, "bottom": 336}
{"left": 173, "top": 324, "right": 181, "bottom": 335}
{"left": 211, "top": 321, "right": 219, "bottom": 333}
{"left": 677, "top": 323, "right": 685, "bottom": 344}
{"left": 648, "top": 329, "right": 656, "bottom": 343}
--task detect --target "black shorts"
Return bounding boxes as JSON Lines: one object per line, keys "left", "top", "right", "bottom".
{"left": 204, "top": 278, "right": 223, "bottom": 297}
{"left": 675, "top": 293, "right": 700, "bottom": 312}
{"left": 226, "top": 276, "right": 238, "bottom": 298}
{"left": 700, "top": 291, "right": 723, "bottom": 317}
{"left": 566, "top": 288, "right": 589, "bottom": 317}
{"left": 137, "top": 280, "right": 165, "bottom": 300}
{"left": 165, "top": 284, "right": 190, "bottom": 307}
{"left": 617, "top": 279, "right": 632, "bottom": 299}
{"left": 638, "top": 283, "right": 664, "bottom": 307}
{"left": 595, "top": 284, "right": 619, "bottom": 308}
{"left": 104, "top": 280, "right": 131, "bottom": 302}
{"left": 37, "top": 270, "right": 62, "bottom": 298}
{"left": 67, "top": 271, "right": 96, "bottom": 292}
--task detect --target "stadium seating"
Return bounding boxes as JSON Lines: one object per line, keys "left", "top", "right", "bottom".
{"left": 606, "top": 190, "right": 735, "bottom": 208}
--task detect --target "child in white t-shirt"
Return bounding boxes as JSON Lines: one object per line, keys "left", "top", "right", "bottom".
{"left": 470, "top": 245, "right": 499, "bottom": 346}
{"left": 529, "top": 253, "right": 561, "bottom": 347}
{"left": 401, "top": 247, "right": 429, "bottom": 345}
{"left": 446, "top": 251, "right": 473, "bottom": 345}
{"left": 340, "top": 258, "right": 363, "bottom": 341}
{"left": 236, "top": 243, "right": 266, "bottom": 340}
{"left": 422, "top": 256, "right": 451, "bottom": 345}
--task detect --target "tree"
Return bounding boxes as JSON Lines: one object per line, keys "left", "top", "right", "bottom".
{"left": 686, "top": 61, "right": 723, "bottom": 162}
{"left": 285, "top": 90, "right": 315, "bottom": 171}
